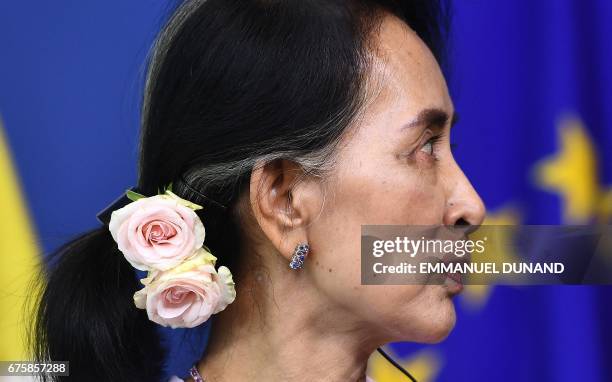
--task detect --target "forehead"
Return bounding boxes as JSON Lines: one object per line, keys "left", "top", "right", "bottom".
{"left": 363, "top": 13, "right": 452, "bottom": 116}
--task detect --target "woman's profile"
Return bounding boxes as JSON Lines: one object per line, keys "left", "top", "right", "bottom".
{"left": 32, "top": 0, "right": 486, "bottom": 381}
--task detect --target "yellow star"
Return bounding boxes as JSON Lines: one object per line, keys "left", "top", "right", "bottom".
{"left": 535, "top": 116, "right": 602, "bottom": 223}
{"left": 597, "top": 188, "right": 612, "bottom": 223}
{"left": 367, "top": 347, "right": 441, "bottom": 382}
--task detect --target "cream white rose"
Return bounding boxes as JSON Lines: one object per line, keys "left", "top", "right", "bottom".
{"left": 133, "top": 249, "right": 236, "bottom": 328}
{"left": 108, "top": 194, "right": 205, "bottom": 271}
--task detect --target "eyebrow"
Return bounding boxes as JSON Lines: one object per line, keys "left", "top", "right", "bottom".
{"left": 401, "top": 108, "right": 458, "bottom": 130}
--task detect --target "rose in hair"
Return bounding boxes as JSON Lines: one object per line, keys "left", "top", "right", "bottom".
{"left": 109, "top": 194, "right": 205, "bottom": 271}
{"left": 134, "top": 249, "right": 236, "bottom": 328}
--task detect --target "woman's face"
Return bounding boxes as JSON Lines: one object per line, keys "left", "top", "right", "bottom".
{"left": 306, "top": 14, "right": 486, "bottom": 343}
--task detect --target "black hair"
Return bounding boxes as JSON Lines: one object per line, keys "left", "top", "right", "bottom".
{"left": 31, "top": 1, "right": 449, "bottom": 380}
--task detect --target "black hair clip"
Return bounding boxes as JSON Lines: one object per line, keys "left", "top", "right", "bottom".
{"left": 96, "top": 186, "right": 142, "bottom": 226}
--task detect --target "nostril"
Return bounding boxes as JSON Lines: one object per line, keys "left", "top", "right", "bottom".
{"left": 455, "top": 218, "right": 469, "bottom": 226}
{"left": 453, "top": 217, "right": 480, "bottom": 235}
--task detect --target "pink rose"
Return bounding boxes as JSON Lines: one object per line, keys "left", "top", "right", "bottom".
{"left": 134, "top": 249, "right": 236, "bottom": 328}
{"left": 108, "top": 195, "right": 205, "bottom": 271}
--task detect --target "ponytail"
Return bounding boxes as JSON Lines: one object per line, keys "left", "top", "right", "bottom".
{"left": 32, "top": 228, "right": 166, "bottom": 381}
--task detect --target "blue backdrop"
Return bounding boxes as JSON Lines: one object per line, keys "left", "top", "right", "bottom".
{"left": 1, "top": 1, "right": 610, "bottom": 381}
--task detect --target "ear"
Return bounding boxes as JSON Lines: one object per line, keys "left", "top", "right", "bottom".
{"left": 249, "top": 159, "right": 321, "bottom": 262}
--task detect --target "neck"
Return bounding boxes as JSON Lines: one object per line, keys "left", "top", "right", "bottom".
{"left": 196, "top": 261, "right": 382, "bottom": 382}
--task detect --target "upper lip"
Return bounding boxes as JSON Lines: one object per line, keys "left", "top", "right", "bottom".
{"left": 441, "top": 250, "right": 471, "bottom": 266}
{"left": 439, "top": 232, "right": 471, "bottom": 262}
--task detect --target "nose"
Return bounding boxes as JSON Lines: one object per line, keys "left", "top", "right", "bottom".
{"left": 442, "top": 162, "right": 486, "bottom": 230}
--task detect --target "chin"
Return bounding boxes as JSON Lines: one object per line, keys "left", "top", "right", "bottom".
{"left": 426, "top": 302, "right": 457, "bottom": 343}
{"left": 383, "top": 286, "right": 459, "bottom": 344}
{"left": 409, "top": 299, "right": 458, "bottom": 344}
{"left": 422, "top": 320, "right": 456, "bottom": 343}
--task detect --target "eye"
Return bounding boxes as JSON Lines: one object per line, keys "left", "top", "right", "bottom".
{"left": 420, "top": 137, "right": 437, "bottom": 156}
{"left": 420, "top": 140, "right": 433, "bottom": 155}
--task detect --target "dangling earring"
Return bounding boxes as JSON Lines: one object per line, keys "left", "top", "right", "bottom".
{"left": 289, "top": 243, "right": 309, "bottom": 270}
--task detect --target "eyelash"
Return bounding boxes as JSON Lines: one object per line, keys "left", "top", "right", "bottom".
{"left": 402, "top": 132, "right": 456, "bottom": 165}
{"left": 420, "top": 134, "right": 444, "bottom": 161}
{"left": 421, "top": 134, "right": 459, "bottom": 155}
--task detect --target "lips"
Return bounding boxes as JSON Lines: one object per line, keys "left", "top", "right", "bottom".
{"left": 441, "top": 249, "right": 470, "bottom": 292}
{"left": 446, "top": 270, "right": 462, "bottom": 285}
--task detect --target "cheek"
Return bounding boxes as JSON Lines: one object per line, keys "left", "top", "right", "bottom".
{"left": 309, "top": 156, "right": 446, "bottom": 275}
{"left": 304, "top": 136, "right": 452, "bottom": 338}
{"left": 304, "top": 166, "right": 451, "bottom": 329}
{"left": 333, "top": 149, "right": 446, "bottom": 225}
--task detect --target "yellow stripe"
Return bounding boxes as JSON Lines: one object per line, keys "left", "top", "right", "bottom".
{"left": 0, "top": 117, "right": 41, "bottom": 361}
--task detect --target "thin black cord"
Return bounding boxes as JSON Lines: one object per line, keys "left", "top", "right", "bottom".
{"left": 376, "top": 347, "right": 417, "bottom": 382}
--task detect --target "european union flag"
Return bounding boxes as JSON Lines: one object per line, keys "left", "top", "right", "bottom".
{"left": 368, "top": 1, "right": 612, "bottom": 381}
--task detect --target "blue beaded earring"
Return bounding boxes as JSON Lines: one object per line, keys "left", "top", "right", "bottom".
{"left": 289, "top": 243, "right": 309, "bottom": 270}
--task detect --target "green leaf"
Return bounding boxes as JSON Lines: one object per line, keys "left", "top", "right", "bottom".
{"left": 126, "top": 189, "right": 146, "bottom": 202}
